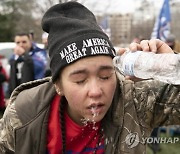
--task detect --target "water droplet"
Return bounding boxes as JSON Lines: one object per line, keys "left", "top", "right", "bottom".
{"left": 91, "top": 106, "right": 99, "bottom": 118}
{"left": 81, "top": 118, "right": 90, "bottom": 126}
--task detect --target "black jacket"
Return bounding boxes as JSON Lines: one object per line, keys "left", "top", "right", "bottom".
{"left": 8, "top": 53, "right": 34, "bottom": 96}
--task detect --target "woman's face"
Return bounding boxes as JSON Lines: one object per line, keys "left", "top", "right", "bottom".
{"left": 59, "top": 56, "right": 117, "bottom": 125}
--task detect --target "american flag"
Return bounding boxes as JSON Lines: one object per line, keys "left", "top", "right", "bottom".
{"left": 151, "top": 0, "right": 171, "bottom": 41}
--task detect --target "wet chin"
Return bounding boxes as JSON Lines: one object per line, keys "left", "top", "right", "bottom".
{"left": 83, "top": 114, "right": 104, "bottom": 124}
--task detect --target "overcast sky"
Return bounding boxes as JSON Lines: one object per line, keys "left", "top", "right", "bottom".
{"left": 40, "top": 0, "right": 180, "bottom": 16}
{"left": 76, "top": 0, "right": 165, "bottom": 15}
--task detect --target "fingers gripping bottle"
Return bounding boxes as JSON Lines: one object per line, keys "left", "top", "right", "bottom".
{"left": 113, "top": 51, "right": 180, "bottom": 85}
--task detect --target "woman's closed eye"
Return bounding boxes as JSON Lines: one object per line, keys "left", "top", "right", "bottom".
{"left": 75, "top": 79, "right": 86, "bottom": 84}
{"left": 99, "top": 71, "right": 114, "bottom": 81}
{"left": 100, "top": 75, "right": 113, "bottom": 81}
{"left": 100, "top": 75, "right": 111, "bottom": 80}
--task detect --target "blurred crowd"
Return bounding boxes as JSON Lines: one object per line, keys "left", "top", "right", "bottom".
{"left": 0, "top": 31, "right": 50, "bottom": 113}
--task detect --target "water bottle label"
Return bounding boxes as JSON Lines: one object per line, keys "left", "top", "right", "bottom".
{"left": 122, "top": 51, "right": 142, "bottom": 76}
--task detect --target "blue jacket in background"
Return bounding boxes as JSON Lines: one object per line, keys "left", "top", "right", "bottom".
{"left": 8, "top": 44, "right": 47, "bottom": 96}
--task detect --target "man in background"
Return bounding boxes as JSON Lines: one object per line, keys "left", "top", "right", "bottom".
{"left": 42, "top": 32, "right": 51, "bottom": 77}
{"left": 42, "top": 32, "right": 48, "bottom": 50}
{"left": 8, "top": 32, "right": 47, "bottom": 96}
{"left": 166, "top": 33, "right": 180, "bottom": 53}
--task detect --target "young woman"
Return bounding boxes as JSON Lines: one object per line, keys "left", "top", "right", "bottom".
{"left": 0, "top": 2, "right": 179, "bottom": 154}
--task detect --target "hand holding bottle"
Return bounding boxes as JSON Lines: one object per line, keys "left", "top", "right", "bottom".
{"left": 114, "top": 39, "right": 180, "bottom": 85}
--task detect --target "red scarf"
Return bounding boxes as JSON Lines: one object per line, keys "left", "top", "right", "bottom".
{"left": 47, "top": 95, "right": 104, "bottom": 154}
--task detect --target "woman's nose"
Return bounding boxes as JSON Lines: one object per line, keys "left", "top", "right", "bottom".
{"left": 87, "top": 80, "right": 103, "bottom": 98}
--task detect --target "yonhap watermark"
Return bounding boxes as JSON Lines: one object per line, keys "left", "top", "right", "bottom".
{"left": 143, "top": 136, "right": 179, "bottom": 144}
{"left": 124, "top": 132, "right": 180, "bottom": 149}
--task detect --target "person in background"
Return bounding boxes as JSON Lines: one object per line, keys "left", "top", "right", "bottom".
{"left": 42, "top": 32, "right": 49, "bottom": 50}
{"left": 0, "top": 2, "right": 179, "bottom": 154}
{"left": 42, "top": 32, "right": 51, "bottom": 77}
{"left": 0, "top": 61, "right": 8, "bottom": 113}
{"left": 166, "top": 33, "right": 180, "bottom": 53}
{"left": 8, "top": 32, "right": 47, "bottom": 96}
{"left": 29, "top": 30, "right": 37, "bottom": 46}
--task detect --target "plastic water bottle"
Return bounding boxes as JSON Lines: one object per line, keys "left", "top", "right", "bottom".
{"left": 113, "top": 51, "right": 180, "bottom": 85}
